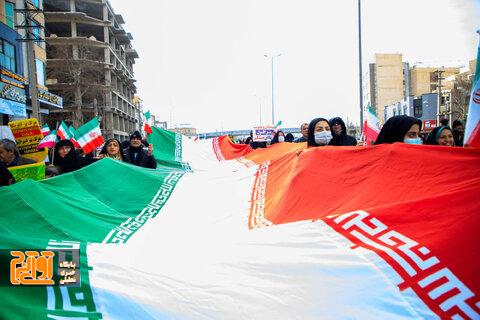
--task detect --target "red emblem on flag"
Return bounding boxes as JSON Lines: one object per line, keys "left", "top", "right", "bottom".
{"left": 89, "top": 132, "right": 97, "bottom": 138}
{"left": 473, "top": 88, "right": 480, "bottom": 104}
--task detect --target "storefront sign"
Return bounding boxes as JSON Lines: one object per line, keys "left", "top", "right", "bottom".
{"left": 0, "top": 98, "right": 26, "bottom": 117}
{"left": 38, "top": 88, "right": 63, "bottom": 108}
{"left": 0, "top": 82, "right": 27, "bottom": 104}
{"left": 423, "top": 120, "right": 437, "bottom": 131}
{"left": 8, "top": 118, "right": 43, "bottom": 155}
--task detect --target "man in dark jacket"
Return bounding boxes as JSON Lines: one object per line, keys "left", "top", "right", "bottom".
{"left": 123, "top": 131, "right": 157, "bottom": 169}
{"left": 328, "top": 117, "right": 357, "bottom": 146}
{"left": 294, "top": 123, "right": 309, "bottom": 143}
{"left": 0, "top": 139, "right": 36, "bottom": 167}
{"left": 452, "top": 120, "right": 464, "bottom": 147}
{"left": 0, "top": 162, "right": 15, "bottom": 186}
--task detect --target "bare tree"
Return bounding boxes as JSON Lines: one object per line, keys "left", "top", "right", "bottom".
{"left": 450, "top": 73, "right": 472, "bottom": 124}
{"left": 46, "top": 43, "right": 109, "bottom": 128}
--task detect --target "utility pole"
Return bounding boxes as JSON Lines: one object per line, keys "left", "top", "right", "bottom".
{"left": 358, "top": 0, "right": 364, "bottom": 131}
{"left": 435, "top": 69, "right": 445, "bottom": 125}
{"left": 15, "top": 1, "right": 43, "bottom": 124}
{"left": 264, "top": 54, "right": 281, "bottom": 126}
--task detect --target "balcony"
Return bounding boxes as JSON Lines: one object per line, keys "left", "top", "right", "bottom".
{"left": 125, "top": 48, "right": 139, "bottom": 59}
{"left": 44, "top": 12, "right": 111, "bottom": 27}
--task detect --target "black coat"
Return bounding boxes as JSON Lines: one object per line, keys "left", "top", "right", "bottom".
{"left": 0, "top": 162, "right": 15, "bottom": 186}
{"left": 328, "top": 117, "right": 357, "bottom": 146}
{"left": 53, "top": 140, "right": 96, "bottom": 174}
{"left": 123, "top": 147, "right": 157, "bottom": 169}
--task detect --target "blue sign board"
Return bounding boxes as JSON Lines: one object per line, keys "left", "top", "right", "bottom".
{"left": 38, "top": 88, "right": 63, "bottom": 108}
{"left": 0, "top": 98, "right": 26, "bottom": 117}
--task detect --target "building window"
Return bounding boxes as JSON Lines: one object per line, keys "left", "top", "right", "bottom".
{"left": 5, "top": 2, "right": 15, "bottom": 28}
{"left": 32, "top": 21, "right": 41, "bottom": 41}
{"left": 413, "top": 99, "right": 423, "bottom": 118}
{"left": 35, "top": 59, "right": 45, "bottom": 86}
{"left": 31, "top": 0, "right": 42, "bottom": 8}
{"left": 0, "top": 39, "right": 16, "bottom": 72}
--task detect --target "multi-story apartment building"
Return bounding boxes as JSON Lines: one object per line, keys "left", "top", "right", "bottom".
{"left": 43, "top": 0, "right": 139, "bottom": 140}
{"left": 410, "top": 66, "right": 460, "bottom": 97}
{"left": 363, "top": 54, "right": 410, "bottom": 124}
{"left": 0, "top": 0, "right": 62, "bottom": 126}
{"left": 384, "top": 93, "right": 438, "bottom": 131}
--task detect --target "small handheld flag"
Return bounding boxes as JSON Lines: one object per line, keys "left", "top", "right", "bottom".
{"left": 75, "top": 118, "right": 104, "bottom": 154}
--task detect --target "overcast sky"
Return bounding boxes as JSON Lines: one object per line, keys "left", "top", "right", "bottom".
{"left": 110, "top": 0, "right": 480, "bottom": 133}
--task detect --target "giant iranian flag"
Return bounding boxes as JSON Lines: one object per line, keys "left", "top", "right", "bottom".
{"left": 0, "top": 128, "right": 479, "bottom": 319}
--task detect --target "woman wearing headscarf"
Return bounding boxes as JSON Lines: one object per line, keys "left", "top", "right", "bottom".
{"left": 270, "top": 130, "right": 286, "bottom": 144}
{"left": 328, "top": 117, "right": 358, "bottom": 146}
{"left": 307, "top": 117, "right": 332, "bottom": 147}
{"left": 375, "top": 115, "right": 423, "bottom": 145}
{"left": 99, "top": 138, "right": 126, "bottom": 161}
{"left": 425, "top": 126, "right": 455, "bottom": 146}
{"left": 52, "top": 140, "right": 96, "bottom": 174}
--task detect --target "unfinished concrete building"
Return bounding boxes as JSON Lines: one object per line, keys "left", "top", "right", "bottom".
{"left": 43, "top": 0, "right": 139, "bottom": 140}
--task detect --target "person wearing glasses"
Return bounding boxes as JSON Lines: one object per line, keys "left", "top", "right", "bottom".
{"left": 328, "top": 117, "right": 358, "bottom": 146}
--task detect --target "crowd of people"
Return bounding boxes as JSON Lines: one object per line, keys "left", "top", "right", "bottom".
{"left": 0, "top": 116, "right": 467, "bottom": 187}
{"left": 0, "top": 130, "right": 157, "bottom": 186}
{"left": 242, "top": 116, "right": 465, "bottom": 149}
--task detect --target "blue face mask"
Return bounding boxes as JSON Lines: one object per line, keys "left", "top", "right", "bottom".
{"left": 404, "top": 137, "right": 423, "bottom": 145}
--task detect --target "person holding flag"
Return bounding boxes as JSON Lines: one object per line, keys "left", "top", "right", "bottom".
{"left": 52, "top": 140, "right": 96, "bottom": 174}
{"left": 123, "top": 130, "right": 156, "bottom": 169}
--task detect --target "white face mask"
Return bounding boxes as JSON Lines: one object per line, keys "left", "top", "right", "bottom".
{"left": 314, "top": 131, "right": 332, "bottom": 145}
{"left": 278, "top": 136, "right": 285, "bottom": 142}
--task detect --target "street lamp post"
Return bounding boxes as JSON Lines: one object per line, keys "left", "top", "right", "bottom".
{"left": 253, "top": 94, "right": 262, "bottom": 124}
{"left": 264, "top": 54, "right": 281, "bottom": 125}
{"left": 358, "top": 0, "right": 364, "bottom": 131}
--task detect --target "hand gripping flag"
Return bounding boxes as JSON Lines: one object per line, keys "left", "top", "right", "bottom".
{"left": 75, "top": 117, "right": 104, "bottom": 154}
{"left": 37, "top": 130, "right": 57, "bottom": 149}
{"left": 40, "top": 124, "right": 51, "bottom": 137}
{"left": 464, "top": 30, "right": 480, "bottom": 148}
{"left": 56, "top": 121, "right": 72, "bottom": 140}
